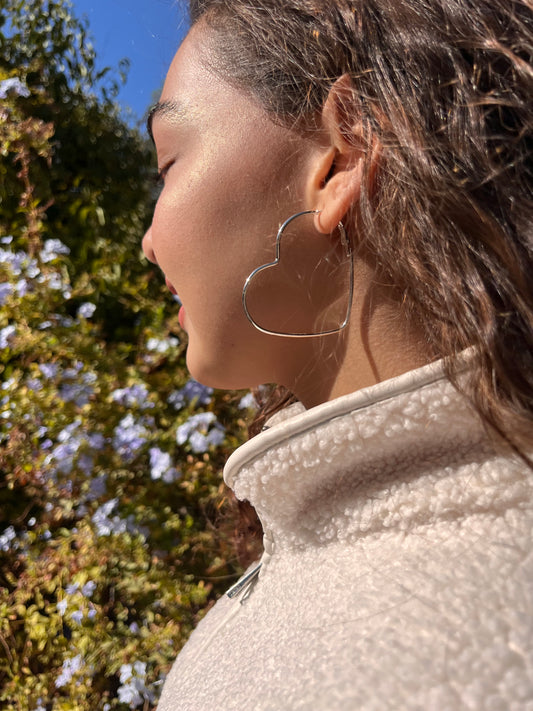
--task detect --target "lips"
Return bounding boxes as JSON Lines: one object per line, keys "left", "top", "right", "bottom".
{"left": 165, "top": 277, "right": 183, "bottom": 311}
{"left": 165, "top": 277, "right": 178, "bottom": 295}
{"left": 178, "top": 305, "right": 186, "bottom": 329}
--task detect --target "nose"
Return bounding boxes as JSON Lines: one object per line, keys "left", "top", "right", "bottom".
{"left": 142, "top": 225, "right": 157, "bottom": 265}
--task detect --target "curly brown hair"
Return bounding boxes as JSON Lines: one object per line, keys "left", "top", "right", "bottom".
{"left": 189, "top": 0, "right": 533, "bottom": 456}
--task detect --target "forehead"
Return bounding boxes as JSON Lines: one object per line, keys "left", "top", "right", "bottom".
{"left": 162, "top": 26, "right": 218, "bottom": 98}
{"left": 148, "top": 26, "right": 244, "bottom": 137}
{"left": 148, "top": 23, "right": 271, "bottom": 142}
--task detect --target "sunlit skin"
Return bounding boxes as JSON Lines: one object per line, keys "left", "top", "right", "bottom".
{"left": 143, "top": 23, "right": 429, "bottom": 408}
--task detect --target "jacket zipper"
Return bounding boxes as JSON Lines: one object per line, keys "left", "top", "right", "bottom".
{"left": 226, "top": 561, "right": 262, "bottom": 600}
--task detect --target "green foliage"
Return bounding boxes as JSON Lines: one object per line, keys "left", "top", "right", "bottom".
{"left": 0, "top": 0, "right": 158, "bottom": 341}
{"left": 0, "top": 2, "right": 255, "bottom": 709}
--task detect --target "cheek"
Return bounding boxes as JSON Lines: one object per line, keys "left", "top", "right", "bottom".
{"left": 154, "top": 171, "right": 256, "bottom": 276}
{"left": 150, "top": 182, "right": 252, "bottom": 331}
{"left": 150, "top": 130, "right": 308, "bottom": 323}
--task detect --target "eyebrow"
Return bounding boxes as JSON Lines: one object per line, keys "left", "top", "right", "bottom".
{"left": 146, "top": 99, "right": 185, "bottom": 142}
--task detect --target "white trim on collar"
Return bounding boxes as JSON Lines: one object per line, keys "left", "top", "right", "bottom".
{"left": 224, "top": 356, "right": 457, "bottom": 489}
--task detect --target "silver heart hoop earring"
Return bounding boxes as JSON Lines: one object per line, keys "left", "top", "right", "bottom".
{"left": 242, "top": 209, "right": 354, "bottom": 338}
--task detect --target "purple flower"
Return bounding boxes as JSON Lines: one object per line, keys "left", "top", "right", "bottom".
{"left": 91, "top": 499, "right": 122, "bottom": 536}
{"left": 81, "top": 580, "right": 96, "bottom": 597}
{"left": 168, "top": 379, "right": 213, "bottom": 410}
{"left": 1, "top": 377, "right": 15, "bottom": 391}
{"left": 187, "top": 430, "right": 205, "bottom": 453}
{"left": 119, "top": 663, "right": 133, "bottom": 684}
{"left": 15, "top": 278, "right": 29, "bottom": 296}
{"left": 25, "top": 260, "right": 40, "bottom": 279}
{"left": 39, "top": 362, "right": 59, "bottom": 379}
{"left": 0, "top": 77, "right": 30, "bottom": 98}
{"left": 0, "top": 247, "right": 29, "bottom": 276}
{"left": 59, "top": 371, "right": 95, "bottom": 406}
{"left": 189, "top": 427, "right": 225, "bottom": 452}
{"left": 113, "top": 414, "right": 148, "bottom": 461}
{"left": 133, "top": 661, "right": 147, "bottom": 677}
{"left": 77, "top": 302, "right": 96, "bottom": 319}
{"left": 0, "top": 325, "right": 15, "bottom": 349}
{"left": 26, "top": 378, "right": 43, "bottom": 392}
{"left": 48, "top": 443, "right": 78, "bottom": 474}
{"left": 65, "top": 582, "right": 79, "bottom": 594}
{"left": 145, "top": 336, "right": 179, "bottom": 354}
{"left": 71, "top": 609, "right": 83, "bottom": 624}
{"left": 38, "top": 271, "right": 69, "bottom": 295}
{"left": 117, "top": 661, "right": 151, "bottom": 707}
{"left": 57, "top": 599, "right": 68, "bottom": 615}
{"left": 176, "top": 412, "right": 225, "bottom": 454}
{"left": 176, "top": 412, "right": 214, "bottom": 444}
{"left": 111, "top": 383, "right": 153, "bottom": 410}
{"left": 58, "top": 420, "right": 81, "bottom": 442}
{"left": 238, "top": 392, "right": 258, "bottom": 410}
{"left": 149, "top": 447, "right": 170, "bottom": 478}
{"left": 0, "top": 282, "right": 13, "bottom": 305}
{"left": 118, "top": 681, "right": 143, "bottom": 707}
{"left": 55, "top": 654, "right": 83, "bottom": 688}
{"left": 88, "top": 474, "right": 107, "bottom": 500}
{"left": 62, "top": 362, "right": 82, "bottom": 378}
{"left": 41, "top": 239, "right": 70, "bottom": 263}
{"left": 0, "top": 526, "right": 16, "bottom": 552}
{"left": 77, "top": 453, "right": 93, "bottom": 475}
{"left": 91, "top": 499, "right": 146, "bottom": 539}
{"left": 44, "top": 428, "right": 91, "bottom": 476}
{"left": 149, "top": 447, "right": 180, "bottom": 483}
{"left": 86, "top": 432, "right": 105, "bottom": 450}
{"left": 206, "top": 427, "right": 225, "bottom": 447}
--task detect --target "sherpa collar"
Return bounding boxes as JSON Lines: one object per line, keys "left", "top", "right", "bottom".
{"left": 224, "top": 358, "right": 528, "bottom": 551}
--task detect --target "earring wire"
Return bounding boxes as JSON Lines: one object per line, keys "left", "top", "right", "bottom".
{"left": 242, "top": 210, "right": 354, "bottom": 338}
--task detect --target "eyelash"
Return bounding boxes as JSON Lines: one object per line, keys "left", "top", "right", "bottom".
{"left": 154, "top": 161, "right": 173, "bottom": 186}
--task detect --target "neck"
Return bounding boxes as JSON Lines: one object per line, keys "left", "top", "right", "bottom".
{"left": 289, "top": 276, "right": 431, "bottom": 409}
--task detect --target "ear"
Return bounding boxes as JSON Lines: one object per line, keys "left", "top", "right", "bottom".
{"left": 306, "top": 75, "right": 375, "bottom": 235}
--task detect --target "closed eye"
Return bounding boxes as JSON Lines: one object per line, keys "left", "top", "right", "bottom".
{"left": 154, "top": 161, "right": 174, "bottom": 186}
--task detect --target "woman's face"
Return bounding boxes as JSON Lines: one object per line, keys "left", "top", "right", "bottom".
{"left": 142, "top": 25, "right": 325, "bottom": 390}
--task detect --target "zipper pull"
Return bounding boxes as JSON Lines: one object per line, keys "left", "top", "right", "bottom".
{"left": 226, "top": 561, "right": 262, "bottom": 600}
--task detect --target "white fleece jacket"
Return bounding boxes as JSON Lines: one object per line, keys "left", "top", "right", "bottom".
{"left": 158, "top": 360, "right": 533, "bottom": 711}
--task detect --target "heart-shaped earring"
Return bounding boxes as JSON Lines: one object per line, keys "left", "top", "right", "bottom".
{"left": 242, "top": 210, "right": 354, "bottom": 337}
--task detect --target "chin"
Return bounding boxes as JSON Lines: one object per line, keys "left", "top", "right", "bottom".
{"left": 186, "top": 348, "right": 265, "bottom": 392}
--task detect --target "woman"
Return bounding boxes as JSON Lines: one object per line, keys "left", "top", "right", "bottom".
{"left": 143, "top": 0, "right": 533, "bottom": 708}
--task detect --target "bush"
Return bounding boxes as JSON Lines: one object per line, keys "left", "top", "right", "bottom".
{"left": 0, "top": 7, "right": 255, "bottom": 709}
{"left": 0, "top": 226, "right": 254, "bottom": 709}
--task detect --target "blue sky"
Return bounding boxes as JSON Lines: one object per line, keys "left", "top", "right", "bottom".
{"left": 70, "top": 0, "right": 189, "bottom": 126}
